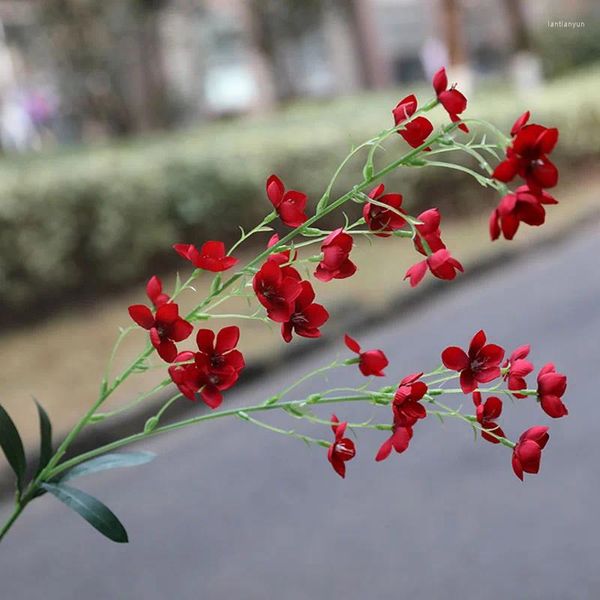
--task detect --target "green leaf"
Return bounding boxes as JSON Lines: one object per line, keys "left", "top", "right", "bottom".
{"left": 41, "top": 482, "right": 128, "bottom": 543}
{"left": 34, "top": 398, "right": 53, "bottom": 475}
{"left": 0, "top": 404, "right": 26, "bottom": 493}
{"left": 58, "top": 452, "right": 155, "bottom": 483}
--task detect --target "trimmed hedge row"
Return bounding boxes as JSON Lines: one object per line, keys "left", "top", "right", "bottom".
{"left": 1, "top": 67, "right": 599, "bottom": 322}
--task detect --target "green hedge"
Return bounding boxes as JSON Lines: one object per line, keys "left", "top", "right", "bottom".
{"left": 1, "top": 66, "right": 599, "bottom": 322}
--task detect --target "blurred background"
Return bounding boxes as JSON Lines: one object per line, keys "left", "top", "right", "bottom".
{"left": 0, "top": 1, "right": 599, "bottom": 597}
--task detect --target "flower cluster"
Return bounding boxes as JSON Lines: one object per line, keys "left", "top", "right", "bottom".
{"left": 490, "top": 112, "right": 559, "bottom": 240}
{"left": 168, "top": 326, "right": 245, "bottom": 408}
{"left": 0, "top": 64, "right": 575, "bottom": 545}
{"left": 253, "top": 233, "right": 330, "bottom": 343}
{"left": 330, "top": 331, "right": 567, "bottom": 481}
{"left": 118, "top": 67, "right": 569, "bottom": 498}
{"left": 128, "top": 278, "right": 193, "bottom": 363}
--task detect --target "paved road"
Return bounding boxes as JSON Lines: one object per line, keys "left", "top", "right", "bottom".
{"left": 1, "top": 222, "right": 599, "bottom": 600}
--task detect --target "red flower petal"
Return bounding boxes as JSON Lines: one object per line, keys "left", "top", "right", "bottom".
{"left": 170, "top": 319, "right": 193, "bottom": 342}
{"left": 216, "top": 326, "right": 240, "bottom": 353}
{"left": 266, "top": 174, "right": 284, "bottom": 208}
{"left": 128, "top": 304, "right": 155, "bottom": 329}
{"left": 441, "top": 346, "right": 469, "bottom": 371}
{"left": 344, "top": 334, "right": 361, "bottom": 354}
{"left": 432, "top": 67, "right": 448, "bottom": 96}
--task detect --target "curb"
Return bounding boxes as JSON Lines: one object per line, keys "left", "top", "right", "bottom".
{"left": 2, "top": 204, "right": 599, "bottom": 497}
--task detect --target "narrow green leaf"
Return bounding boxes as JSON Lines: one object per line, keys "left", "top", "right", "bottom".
{"left": 58, "top": 452, "right": 155, "bottom": 483}
{"left": 0, "top": 404, "right": 26, "bottom": 492}
{"left": 42, "top": 482, "right": 128, "bottom": 543}
{"left": 34, "top": 398, "right": 52, "bottom": 475}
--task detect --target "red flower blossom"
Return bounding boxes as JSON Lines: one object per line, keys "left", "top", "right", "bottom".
{"left": 314, "top": 228, "right": 357, "bottom": 282}
{"left": 392, "top": 372, "right": 428, "bottom": 427}
{"left": 194, "top": 326, "right": 245, "bottom": 374}
{"left": 281, "top": 281, "right": 329, "bottom": 343}
{"left": 404, "top": 248, "right": 464, "bottom": 288}
{"left": 489, "top": 185, "right": 558, "bottom": 241}
{"left": 441, "top": 330, "right": 505, "bottom": 394}
{"left": 512, "top": 426, "right": 549, "bottom": 481}
{"left": 375, "top": 374, "right": 426, "bottom": 461}
{"left": 492, "top": 122, "right": 559, "bottom": 192}
{"left": 537, "top": 363, "right": 568, "bottom": 418}
{"left": 327, "top": 414, "right": 356, "bottom": 478}
{"left": 128, "top": 302, "right": 193, "bottom": 363}
{"left": 173, "top": 241, "right": 238, "bottom": 272}
{"left": 146, "top": 275, "right": 169, "bottom": 307}
{"left": 363, "top": 184, "right": 407, "bottom": 237}
{"left": 168, "top": 326, "right": 245, "bottom": 409}
{"left": 375, "top": 424, "right": 413, "bottom": 462}
{"left": 503, "top": 345, "right": 534, "bottom": 398}
{"left": 413, "top": 208, "right": 446, "bottom": 255}
{"left": 168, "top": 355, "right": 200, "bottom": 401}
{"left": 392, "top": 94, "right": 433, "bottom": 148}
{"left": 344, "top": 334, "right": 389, "bottom": 377}
{"left": 472, "top": 392, "right": 505, "bottom": 444}
{"left": 432, "top": 67, "right": 468, "bottom": 132}
{"left": 169, "top": 359, "right": 239, "bottom": 409}
{"left": 253, "top": 260, "right": 302, "bottom": 322}
{"left": 266, "top": 174, "right": 308, "bottom": 228}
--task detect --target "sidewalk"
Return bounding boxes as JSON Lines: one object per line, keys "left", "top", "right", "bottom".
{"left": 0, "top": 171, "right": 598, "bottom": 461}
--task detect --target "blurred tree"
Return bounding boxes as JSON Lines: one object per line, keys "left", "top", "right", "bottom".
{"left": 131, "top": 0, "right": 171, "bottom": 130}
{"left": 247, "top": 0, "right": 325, "bottom": 102}
{"left": 38, "top": 0, "right": 134, "bottom": 137}
{"left": 440, "top": 0, "right": 467, "bottom": 68}
{"left": 502, "top": 0, "right": 532, "bottom": 53}
{"left": 37, "top": 0, "right": 172, "bottom": 139}
{"left": 247, "top": 0, "right": 388, "bottom": 101}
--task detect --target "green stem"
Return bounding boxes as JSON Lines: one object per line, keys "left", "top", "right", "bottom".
{"left": 21, "top": 121, "right": 459, "bottom": 519}
{"left": 47, "top": 393, "right": 384, "bottom": 480}
{"left": 0, "top": 501, "right": 25, "bottom": 542}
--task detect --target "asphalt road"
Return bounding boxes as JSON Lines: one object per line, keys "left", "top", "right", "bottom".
{"left": 1, "top": 221, "right": 599, "bottom": 600}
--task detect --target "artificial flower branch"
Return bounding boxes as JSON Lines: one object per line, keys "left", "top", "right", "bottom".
{"left": 0, "top": 68, "right": 566, "bottom": 543}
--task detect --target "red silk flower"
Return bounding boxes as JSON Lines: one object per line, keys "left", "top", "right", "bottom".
{"left": 266, "top": 174, "right": 308, "bottom": 228}
{"left": 537, "top": 363, "right": 568, "bottom": 418}
{"left": 512, "top": 426, "right": 549, "bottom": 481}
{"left": 281, "top": 281, "right": 329, "bottom": 343}
{"left": 441, "top": 330, "right": 505, "bottom": 394}
{"left": 168, "top": 326, "right": 245, "bottom": 409}
{"left": 253, "top": 260, "right": 302, "bottom": 322}
{"left": 404, "top": 248, "right": 464, "bottom": 288}
{"left": 128, "top": 302, "right": 193, "bottom": 363}
{"left": 363, "top": 184, "right": 407, "bottom": 237}
{"left": 472, "top": 392, "right": 505, "bottom": 444}
{"left": 344, "top": 334, "right": 388, "bottom": 377}
{"left": 314, "top": 228, "right": 357, "bottom": 282}
{"left": 173, "top": 241, "right": 238, "bottom": 272}
{"left": 492, "top": 113, "right": 559, "bottom": 192}
{"left": 413, "top": 208, "right": 447, "bottom": 255}
{"left": 375, "top": 373, "right": 426, "bottom": 461}
{"left": 432, "top": 67, "right": 468, "bottom": 132}
{"left": 489, "top": 185, "right": 557, "bottom": 241}
{"left": 503, "top": 345, "right": 534, "bottom": 398}
{"left": 392, "top": 373, "right": 428, "bottom": 427}
{"left": 327, "top": 414, "right": 356, "bottom": 478}
{"left": 392, "top": 94, "right": 433, "bottom": 148}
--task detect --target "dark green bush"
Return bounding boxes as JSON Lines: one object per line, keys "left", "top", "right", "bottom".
{"left": 0, "top": 67, "right": 599, "bottom": 323}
